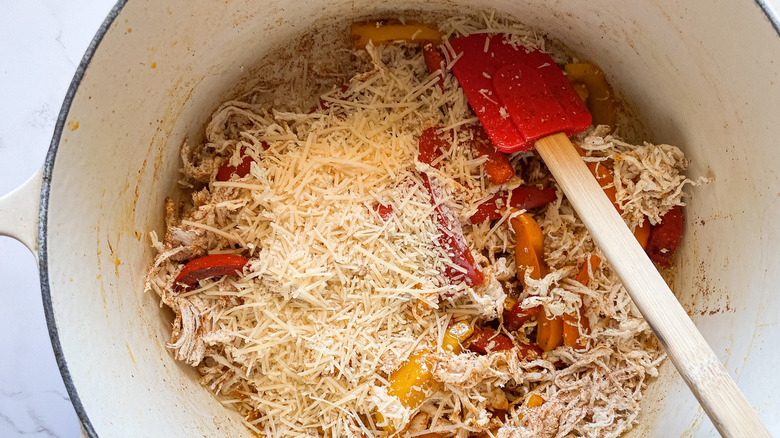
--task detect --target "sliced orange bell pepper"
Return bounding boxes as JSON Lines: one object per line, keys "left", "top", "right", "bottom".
{"left": 564, "top": 254, "right": 601, "bottom": 350}
{"left": 572, "top": 82, "right": 589, "bottom": 102}
{"left": 510, "top": 212, "right": 547, "bottom": 288}
{"left": 634, "top": 219, "right": 651, "bottom": 250}
{"left": 525, "top": 393, "right": 545, "bottom": 408}
{"left": 563, "top": 313, "right": 587, "bottom": 350}
{"left": 536, "top": 309, "right": 563, "bottom": 352}
{"left": 511, "top": 212, "right": 544, "bottom": 255}
{"left": 573, "top": 146, "right": 651, "bottom": 248}
{"left": 385, "top": 350, "right": 436, "bottom": 409}
{"left": 587, "top": 161, "right": 622, "bottom": 212}
{"left": 351, "top": 20, "right": 442, "bottom": 49}
{"left": 574, "top": 254, "right": 602, "bottom": 286}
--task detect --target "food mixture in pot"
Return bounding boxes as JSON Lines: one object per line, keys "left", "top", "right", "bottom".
{"left": 144, "top": 14, "right": 704, "bottom": 438}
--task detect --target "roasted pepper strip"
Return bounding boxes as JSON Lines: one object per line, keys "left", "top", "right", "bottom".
{"left": 574, "top": 145, "right": 652, "bottom": 246}
{"left": 421, "top": 174, "right": 484, "bottom": 287}
{"left": 468, "top": 124, "right": 515, "bottom": 185}
{"left": 469, "top": 186, "right": 557, "bottom": 223}
{"left": 536, "top": 309, "right": 564, "bottom": 352}
{"left": 587, "top": 161, "right": 622, "bottom": 212}
{"left": 562, "top": 313, "right": 587, "bottom": 350}
{"left": 418, "top": 129, "right": 484, "bottom": 287}
{"left": 564, "top": 63, "right": 617, "bottom": 129}
{"left": 504, "top": 302, "right": 541, "bottom": 332}
{"left": 422, "top": 42, "right": 446, "bottom": 90}
{"left": 574, "top": 254, "right": 602, "bottom": 286}
{"left": 380, "top": 323, "right": 473, "bottom": 430}
{"left": 385, "top": 350, "right": 436, "bottom": 410}
{"left": 510, "top": 212, "right": 547, "bottom": 287}
{"left": 646, "top": 205, "right": 684, "bottom": 266}
{"left": 441, "top": 321, "right": 474, "bottom": 353}
{"left": 634, "top": 219, "right": 651, "bottom": 250}
{"left": 564, "top": 254, "right": 602, "bottom": 350}
{"left": 351, "top": 20, "right": 442, "bottom": 49}
{"left": 467, "top": 327, "right": 514, "bottom": 354}
{"left": 518, "top": 342, "right": 544, "bottom": 360}
{"left": 372, "top": 203, "right": 394, "bottom": 221}
{"left": 216, "top": 144, "right": 268, "bottom": 181}
{"left": 418, "top": 127, "right": 448, "bottom": 168}
{"left": 526, "top": 393, "right": 545, "bottom": 408}
{"left": 173, "top": 254, "right": 250, "bottom": 291}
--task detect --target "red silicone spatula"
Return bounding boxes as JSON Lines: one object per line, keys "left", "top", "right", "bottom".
{"left": 447, "top": 34, "right": 770, "bottom": 438}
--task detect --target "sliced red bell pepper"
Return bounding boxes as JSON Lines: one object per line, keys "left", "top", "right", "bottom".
{"left": 467, "top": 124, "right": 515, "bottom": 185}
{"left": 215, "top": 144, "right": 268, "bottom": 181}
{"left": 419, "top": 125, "right": 515, "bottom": 186}
{"left": 418, "top": 127, "right": 484, "bottom": 287}
{"left": 418, "top": 126, "right": 450, "bottom": 168}
{"left": 421, "top": 174, "right": 484, "bottom": 287}
{"left": 422, "top": 42, "right": 446, "bottom": 90}
{"left": 509, "top": 186, "right": 558, "bottom": 212}
{"left": 518, "top": 342, "right": 544, "bottom": 360}
{"left": 467, "top": 327, "right": 514, "bottom": 354}
{"left": 217, "top": 154, "right": 253, "bottom": 181}
{"left": 469, "top": 186, "right": 557, "bottom": 224}
{"left": 372, "top": 203, "right": 394, "bottom": 221}
{"left": 504, "top": 303, "right": 541, "bottom": 331}
{"left": 173, "top": 254, "right": 250, "bottom": 291}
{"left": 646, "top": 205, "right": 684, "bottom": 266}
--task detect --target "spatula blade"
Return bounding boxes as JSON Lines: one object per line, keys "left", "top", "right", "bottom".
{"left": 447, "top": 34, "right": 528, "bottom": 151}
{"left": 493, "top": 61, "right": 591, "bottom": 146}
{"left": 448, "top": 34, "right": 591, "bottom": 152}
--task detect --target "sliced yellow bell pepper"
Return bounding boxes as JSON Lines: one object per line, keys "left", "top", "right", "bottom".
{"left": 526, "top": 393, "right": 545, "bottom": 408}
{"left": 378, "top": 322, "right": 473, "bottom": 431}
{"left": 565, "top": 63, "right": 617, "bottom": 129}
{"left": 441, "top": 321, "right": 473, "bottom": 353}
{"left": 351, "top": 20, "right": 442, "bottom": 49}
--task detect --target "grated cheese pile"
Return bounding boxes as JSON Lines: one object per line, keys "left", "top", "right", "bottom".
{"left": 145, "top": 12, "right": 703, "bottom": 438}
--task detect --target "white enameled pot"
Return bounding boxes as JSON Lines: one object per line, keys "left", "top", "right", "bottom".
{"left": 0, "top": 0, "right": 778, "bottom": 437}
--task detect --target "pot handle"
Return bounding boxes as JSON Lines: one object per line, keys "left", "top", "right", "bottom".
{"left": 0, "top": 168, "right": 42, "bottom": 257}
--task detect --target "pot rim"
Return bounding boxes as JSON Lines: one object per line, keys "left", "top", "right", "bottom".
{"left": 39, "top": 1, "right": 129, "bottom": 436}
{"left": 36, "top": 1, "right": 780, "bottom": 437}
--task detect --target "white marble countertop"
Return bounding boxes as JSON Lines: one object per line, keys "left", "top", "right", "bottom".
{"left": 0, "top": 1, "right": 115, "bottom": 436}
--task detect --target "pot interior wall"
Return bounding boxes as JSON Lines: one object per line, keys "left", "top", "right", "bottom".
{"left": 44, "top": 0, "right": 780, "bottom": 436}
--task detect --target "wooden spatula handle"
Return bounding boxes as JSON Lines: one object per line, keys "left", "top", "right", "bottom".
{"left": 535, "top": 132, "right": 770, "bottom": 438}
